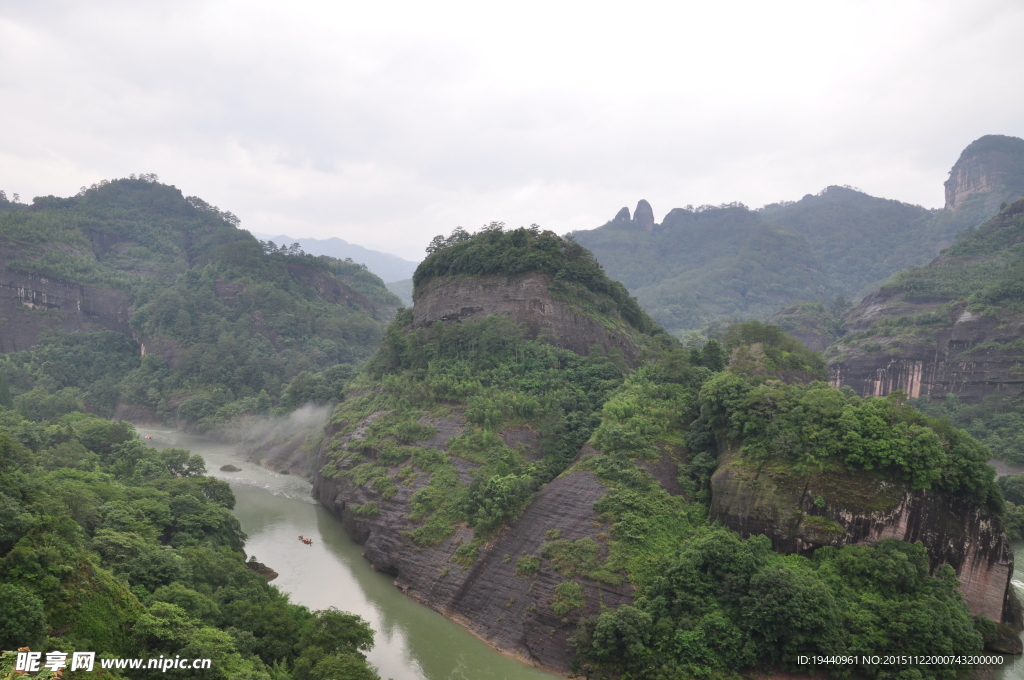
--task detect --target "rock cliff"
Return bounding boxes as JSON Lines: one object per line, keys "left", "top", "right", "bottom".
{"left": 633, "top": 199, "right": 655, "bottom": 232}
{"left": 827, "top": 199, "right": 1024, "bottom": 403}
{"left": 311, "top": 415, "right": 632, "bottom": 673}
{"left": 711, "top": 453, "right": 1021, "bottom": 630}
{"left": 413, "top": 272, "right": 645, "bottom": 365}
{"left": 0, "top": 247, "right": 133, "bottom": 353}
{"left": 944, "top": 134, "right": 1024, "bottom": 211}
{"left": 828, "top": 296, "right": 1024, "bottom": 402}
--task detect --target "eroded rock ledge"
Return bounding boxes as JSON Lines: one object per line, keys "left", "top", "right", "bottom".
{"left": 711, "top": 452, "right": 1022, "bottom": 631}
{"left": 311, "top": 415, "right": 632, "bottom": 673}
{"left": 412, "top": 272, "right": 643, "bottom": 365}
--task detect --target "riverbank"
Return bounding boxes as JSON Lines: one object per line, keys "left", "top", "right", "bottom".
{"left": 140, "top": 428, "right": 560, "bottom": 680}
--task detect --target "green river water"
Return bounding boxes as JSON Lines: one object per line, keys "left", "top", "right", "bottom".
{"left": 139, "top": 429, "right": 558, "bottom": 680}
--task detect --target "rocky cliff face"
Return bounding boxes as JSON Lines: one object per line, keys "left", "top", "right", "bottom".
{"left": 944, "top": 134, "right": 1024, "bottom": 211}
{"left": 826, "top": 199, "right": 1024, "bottom": 403}
{"left": 412, "top": 272, "right": 644, "bottom": 365}
{"left": 0, "top": 249, "right": 133, "bottom": 353}
{"left": 311, "top": 415, "right": 632, "bottom": 673}
{"left": 711, "top": 453, "right": 1021, "bottom": 629}
{"left": 828, "top": 295, "right": 1024, "bottom": 403}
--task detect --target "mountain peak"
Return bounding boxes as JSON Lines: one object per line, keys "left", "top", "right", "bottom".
{"left": 943, "top": 134, "right": 1024, "bottom": 210}
{"left": 634, "top": 199, "right": 655, "bottom": 232}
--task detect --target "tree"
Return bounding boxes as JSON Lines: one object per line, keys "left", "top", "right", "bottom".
{"left": 0, "top": 583, "right": 47, "bottom": 650}
{"left": 699, "top": 339, "right": 726, "bottom": 371}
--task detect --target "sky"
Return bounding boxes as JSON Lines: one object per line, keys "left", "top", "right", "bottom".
{"left": 2, "top": 0, "right": 1024, "bottom": 261}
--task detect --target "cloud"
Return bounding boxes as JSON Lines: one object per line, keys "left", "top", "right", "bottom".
{"left": 1, "top": 0, "right": 1023, "bottom": 259}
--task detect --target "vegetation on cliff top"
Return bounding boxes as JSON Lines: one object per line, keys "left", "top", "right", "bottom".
{"left": 0, "top": 404, "right": 381, "bottom": 679}
{"left": 0, "top": 176, "right": 398, "bottom": 430}
{"left": 415, "top": 224, "right": 663, "bottom": 337}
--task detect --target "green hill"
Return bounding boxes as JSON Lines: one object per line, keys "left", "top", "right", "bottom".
{"left": 0, "top": 176, "right": 399, "bottom": 429}
{"left": 570, "top": 189, "right": 945, "bottom": 334}
{"left": 571, "top": 135, "right": 1024, "bottom": 335}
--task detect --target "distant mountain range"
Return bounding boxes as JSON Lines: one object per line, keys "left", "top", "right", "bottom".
{"left": 571, "top": 134, "right": 1024, "bottom": 334}
{"left": 251, "top": 232, "right": 419, "bottom": 283}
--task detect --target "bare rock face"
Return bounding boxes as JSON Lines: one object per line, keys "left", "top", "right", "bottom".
{"left": 0, "top": 250, "right": 133, "bottom": 353}
{"left": 828, "top": 292, "right": 1024, "bottom": 403}
{"left": 311, "top": 415, "right": 632, "bottom": 673}
{"left": 412, "top": 272, "right": 643, "bottom": 365}
{"left": 711, "top": 453, "right": 1020, "bottom": 627}
{"left": 613, "top": 206, "right": 631, "bottom": 222}
{"left": 634, "top": 199, "right": 655, "bottom": 232}
{"left": 944, "top": 134, "right": 1024, "bottom": 210}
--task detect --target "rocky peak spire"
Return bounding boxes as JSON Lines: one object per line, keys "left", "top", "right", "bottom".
{"left": 613, "top": 206, "right": 631, "bottom": 222}
{"left": 634, "top": 199, "right": 655, "bottom": 232}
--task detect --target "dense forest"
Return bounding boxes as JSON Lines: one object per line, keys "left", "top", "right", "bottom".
{"left": 0, "top": 405, "right": 382, "bottom": 679}
{"left": 0, "top": 177, "right": 398, "bottom": 432}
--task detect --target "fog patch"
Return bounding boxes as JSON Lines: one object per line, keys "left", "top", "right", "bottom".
{"left": 221, "top": 403, "right": 334, "bottom": 476}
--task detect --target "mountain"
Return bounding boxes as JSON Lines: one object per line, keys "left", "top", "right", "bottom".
{"left": 826, "top": 198, "right": 1024, "bottom": 461}
{"left": 570, "top": 202, "right": 839, "bottom": 332}
{"left": 309, "top": 225, "right": 1018, "bottom": 676}
{"left": 571, "top": 134, "right": 1024, "bottom": 334}
{"left": 251, "top": 232, "right": 419, "bottom": 283}
{"left": 0, "top": 177, "right": 399, "bottom": 429}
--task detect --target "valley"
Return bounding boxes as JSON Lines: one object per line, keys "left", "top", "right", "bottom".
{"left": 3, "top": 135, "right": 1024, "bottom": 680}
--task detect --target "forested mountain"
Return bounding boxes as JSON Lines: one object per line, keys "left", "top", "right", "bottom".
{"left": 309, "top": 226, "right": 1019, "bottom": 679}
{"left": 0, "top": 177, "right": 399, "bottom": 430}
{"left": 571, "top": 134, "right": 1024, "bottom": 334}
{"left": 570, "top": 201, "right": 839, "bottom": 332}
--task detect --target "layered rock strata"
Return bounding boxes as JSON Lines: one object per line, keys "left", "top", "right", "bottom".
{"left": 828, "top": 298, "right": 1024, "bottom": 403}
{"left": 412, "top": 272, "right": 643, "bottom": 365}
{"left": 0, "top": 254, "right": 132, "bottom": 353}
{"left": 711, "top": 453, "right": 1020, "bottom": 628}
{"left": 311, "top": 415, "right": 633, "bottom": 673}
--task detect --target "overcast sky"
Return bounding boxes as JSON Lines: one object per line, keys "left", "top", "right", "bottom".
{"left": 2, "top": 0, "right": 1023, "bottom": 260}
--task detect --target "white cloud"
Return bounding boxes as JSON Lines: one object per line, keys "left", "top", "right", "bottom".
{"left": 1, "top": 0, "right": 1023, "bottom": 259}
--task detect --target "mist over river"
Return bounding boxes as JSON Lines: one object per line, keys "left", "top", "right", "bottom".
{"left": 139, "top": 428, "right": 558, "bottom": 680}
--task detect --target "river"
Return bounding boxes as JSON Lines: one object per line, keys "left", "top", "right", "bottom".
{"left": 139, "top": 428, "right": 558, "bottom": 680}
